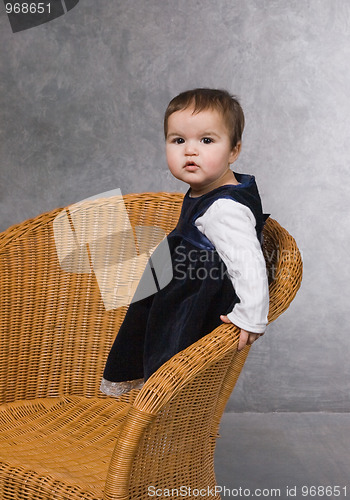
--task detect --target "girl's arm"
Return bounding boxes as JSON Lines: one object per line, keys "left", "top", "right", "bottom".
{"left": 195, "top": 198, "right": 269, "bottom": 349}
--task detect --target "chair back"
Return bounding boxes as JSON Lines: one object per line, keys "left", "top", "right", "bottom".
{"left": 0, "top": 193, "right": 183, "bottom": 403}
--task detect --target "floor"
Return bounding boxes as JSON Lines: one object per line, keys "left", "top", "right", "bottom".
{"left": 215, "top": 412, "right": 350, "bottom": 500}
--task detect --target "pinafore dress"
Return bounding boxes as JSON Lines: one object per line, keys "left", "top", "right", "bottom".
{"left": 102, "top": 173, "right": 267, "bottom": 388}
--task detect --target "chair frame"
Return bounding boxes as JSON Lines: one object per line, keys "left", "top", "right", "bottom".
{"left": 0, "top": 192, "right": 302, "bottom": 500}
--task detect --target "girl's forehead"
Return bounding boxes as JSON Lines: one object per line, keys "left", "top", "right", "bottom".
{"left": 168, "top": 107, "right": 227, "bottom": 132}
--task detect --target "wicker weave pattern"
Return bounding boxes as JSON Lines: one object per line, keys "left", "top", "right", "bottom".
{"left": 0, "top": 192, "right": 302, "bottom": 499}
{"left": 0, "top": 193, "right": 183, "bottom": 404}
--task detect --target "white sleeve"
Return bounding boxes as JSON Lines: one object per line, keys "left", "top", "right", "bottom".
{"left": 195, "top": 198, "right": 269, "bottom": 334}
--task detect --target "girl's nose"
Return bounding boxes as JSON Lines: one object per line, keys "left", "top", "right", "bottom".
{"left": 184, "top": 141, "right": 198, "bottom": 155}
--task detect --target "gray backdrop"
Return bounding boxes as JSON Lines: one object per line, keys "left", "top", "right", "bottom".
{"left": 1, "top": 0, "right": 349, "bottom": 412}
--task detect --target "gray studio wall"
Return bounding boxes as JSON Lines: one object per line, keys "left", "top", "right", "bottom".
{"left": 1, "top": 0, "right": 349, "bottom": 412}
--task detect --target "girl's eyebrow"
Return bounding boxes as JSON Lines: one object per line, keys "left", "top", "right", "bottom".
{"left": 200, "top": 131, "right": 220, "bottom": 138}
{"left": 167, "top": 132, "right": 183, "bottom": 138}
{"left": 167, "top": 131, "right": 221, "bottom": 138}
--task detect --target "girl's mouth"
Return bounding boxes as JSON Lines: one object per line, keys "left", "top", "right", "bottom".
{"left": 184, "top": 161, "right": 199, "bottom": 171}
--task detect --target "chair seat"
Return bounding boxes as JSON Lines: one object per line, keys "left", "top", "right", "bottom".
{"left": 0, "top": 394, "right": 137, "bottom": 500}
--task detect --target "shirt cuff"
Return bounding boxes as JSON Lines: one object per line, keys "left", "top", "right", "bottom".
{"left": 226, "top": 310, "right": 267, "bottom": 334}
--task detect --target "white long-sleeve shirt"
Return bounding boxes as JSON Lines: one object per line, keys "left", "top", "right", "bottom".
{"left": 194, "top": 198, "right": 269, "bottom": 334}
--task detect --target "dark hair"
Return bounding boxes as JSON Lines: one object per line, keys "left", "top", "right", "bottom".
{"left": 164, "top": 88, "right": 245, "bottom": 149}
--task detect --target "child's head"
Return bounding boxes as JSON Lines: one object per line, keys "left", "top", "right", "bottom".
{"left": 164, "top": 88, "right": 245, "bottom": 149}
{"left": 164, "top": 88, "right": 246, "bottom": 197}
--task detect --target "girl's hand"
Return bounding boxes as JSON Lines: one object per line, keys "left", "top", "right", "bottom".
{"left": 220, "top": 315, "right": 263, "bottom": 351}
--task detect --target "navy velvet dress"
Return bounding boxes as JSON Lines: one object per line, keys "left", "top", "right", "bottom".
{"left": 103, "top": 173, "right": 267, "bottom": 383}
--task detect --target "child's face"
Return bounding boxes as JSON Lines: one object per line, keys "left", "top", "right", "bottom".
{"left": 166, "top": 107, "right": 239, "bottom": 195}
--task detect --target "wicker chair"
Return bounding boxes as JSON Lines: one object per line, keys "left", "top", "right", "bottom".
{"left": 0, "top": 192, "right": 302, "bottom": 500}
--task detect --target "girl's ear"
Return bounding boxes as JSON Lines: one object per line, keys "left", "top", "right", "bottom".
{"left": 229, "top": 141, "right": 242, "bottom": 164}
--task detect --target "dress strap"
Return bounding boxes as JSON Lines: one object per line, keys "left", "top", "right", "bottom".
{"left": 170, "top": 219, "right": 215, "bottom": 250}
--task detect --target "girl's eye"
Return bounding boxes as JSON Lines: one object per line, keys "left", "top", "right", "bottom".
{"left": 172, "top": 137, "right": 185, "bottom": 144}
{"left": 201, "top": 137, "right": 213, "bottom": 144}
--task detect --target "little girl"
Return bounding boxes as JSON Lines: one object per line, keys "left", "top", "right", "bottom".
{"left": 100, "top": 88, "right": 269, "bottom": 397}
